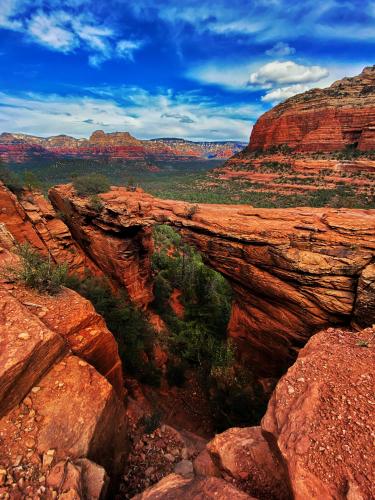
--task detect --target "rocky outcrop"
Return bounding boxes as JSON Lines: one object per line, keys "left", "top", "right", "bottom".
{"left": 0, "top": 130, "right": 245, "bottom": 164}
{"left": 0, "top": 183, "right": 100, "bottom": 275}
{"left": 262, "top": 325, "right": 375, "bottom": 500}
{"left": 0, "top": 239, "right": 127, "bottom": 497}
{"left": 50, "top": 184, "right": 375, "bottom": 377}
{"left": 249, "top": 66, "right": 375, "bottom": 152}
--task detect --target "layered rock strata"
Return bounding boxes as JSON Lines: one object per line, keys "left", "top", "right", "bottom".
{"left": 249, "top": 66, "right": 375, "bottom": 153}
{"left": 0, "top": 183, "right": 100, "bottom": 275}
{"left": 0, "top": 239, "right": 127, "bottom": 497}
{"left": 50, "top": 184, "right": 375, "bottom": 377}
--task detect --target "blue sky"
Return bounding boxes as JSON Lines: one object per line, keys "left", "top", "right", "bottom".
{"left": 0, "top": 0, "right": 374, "bottom": 141}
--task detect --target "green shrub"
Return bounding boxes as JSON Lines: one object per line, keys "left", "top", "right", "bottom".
{"left": 88, "top": 195, "right": 104, "bottom": 212}
{"left": 7, "top": 244, "right": 68, "bottom": 295}
{"left": 185, "top": 204, "right": 199, "bottom": 219}
{"left": 0, "top": 163, "right": 23, "bottom": 195}
{"left": 73, "top": 173, "right": 110, "bottom": 196}
{"left": 66, "top": 274, "right": 158, "bottom": 382}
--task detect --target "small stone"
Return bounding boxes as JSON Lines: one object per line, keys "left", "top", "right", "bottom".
{"left": 174, "top": 460, "right": 194, "bottom": 477}
{"left": 23, "top": 397, "right": 32, "bottom": 407}
{"left": 287, "top": 385, "right": 295, "bottom": 395}
{"left": 165, "top": 453, "right": 175, "bottom": 462}
{"left": 31, "top": 387, "right": 41, "bottom": 393}
{"left": 78, "top": 360, "right": 87, "bottom": 367}
{"left": 42, "top": 450, "right": 55, "bottom": 469}
{"left": 18, "top": 332, "right": 30, "bottom": 340}
{"left": 13, "top": 455, "right": 22, "bottom": 467}
{"left": 25, "top": 438, "right": 36, "bottom": 449}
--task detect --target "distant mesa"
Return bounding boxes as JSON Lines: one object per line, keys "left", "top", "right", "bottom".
{"left": 0, "top": 129, "right": 246, "bottom": 165}
{"left": 249, "top": 65, "right": 375, "bottom": 153}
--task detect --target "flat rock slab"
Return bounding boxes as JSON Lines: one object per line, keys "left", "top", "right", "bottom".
{"left": 0, "top": 288, "right": 66, "bottom": 417}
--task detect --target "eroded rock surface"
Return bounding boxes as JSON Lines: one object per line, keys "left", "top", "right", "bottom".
{"left": 0, "top": 243, "right": 128, "bottom": 498}
{"left": 0, "top": 183, "right": 99, "bottom": 275}
{"left": 132, "top": 473, "right": 256, "bottom": 499}
{"left": 249, "top": 66, "right": 375, "bottom": 152}
{"left": 207, "top": 426, "right": 288, "bottom": 499}
{"left": 262, "top": 326, "right": 375, "bottom": 500}
{"left": 50, "top": 184, "right": 375, "bottom": 376}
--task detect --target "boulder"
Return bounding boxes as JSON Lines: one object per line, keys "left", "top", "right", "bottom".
{"left": 132, "top": 473, "right": 256, "bottom": 499}
{"left": 262, "top": 326, "right": 375, "bottom": 499}
{"left": 207, "top": 426, "right": 289, "bottom": 499}
{"left": 0, "top": 287, "right": 67, "bottom": 417}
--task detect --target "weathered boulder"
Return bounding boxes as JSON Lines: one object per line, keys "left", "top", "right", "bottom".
{"left": 13, "top": 285, "right": 124, "bottom": 396}
{"left": 132, "top": 473, "right": 256, "bottom": 499}
{"left": 0, "top": 355, "right": 127, "bottom": 488}
{"left": 193, "top": 449, "right": 221, "bottom": 478}
{"left": 0, "top": 287, "right": 67, "bottom": 417}
{"left": 207, "top": 426, "right": 289, "bottom": 499}
{"left": 50, "top": 184, "right": 375, "bottom": 377}
{"left": 47, "top": 458, "right": 109, "bottom": 499}
{"left": 262, "top": 326, "right": 375, "bottom": 500}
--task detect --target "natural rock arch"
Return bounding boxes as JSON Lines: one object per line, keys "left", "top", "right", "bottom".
{"left": 49, "top": 185, "right": 375, "bottom": 377}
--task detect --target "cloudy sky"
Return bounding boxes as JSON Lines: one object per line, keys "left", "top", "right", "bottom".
{"left": 0, "top": 0, "right": 374, "bottom": 141}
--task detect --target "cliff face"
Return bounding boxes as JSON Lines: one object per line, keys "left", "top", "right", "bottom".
{"left": 0, "top": 237, "right": 127, "bottom": 497}
{"left": 262, "top": 325, "right": 375, "bottom": 499}
{"left": 49, "top": 185, "right": 375, "bottom": 377}
{"left": 0, "top": 130, "right": 245, "bottom": 164}
{"left": 249, "top": 66, "right": 375, "bottom": 153}
{"left": 0, "top": 182, "right": 101, "bottom": 276}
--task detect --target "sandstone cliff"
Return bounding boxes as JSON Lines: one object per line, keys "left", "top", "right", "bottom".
{"left": 0, "top": 182, "right": 101, "bottom": 276}
{"left": 249, "top": 66, "right": 375, "bottom": 153}
{"left": 49, "top": 185, "right": 375, "bottom": 378}
{"left": 0, "top": 237, "right": 127, "bottom": 497}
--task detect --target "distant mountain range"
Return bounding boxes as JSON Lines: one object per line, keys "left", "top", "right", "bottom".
{"left": 0, "top": 130, "right": 246, "bottom": 165}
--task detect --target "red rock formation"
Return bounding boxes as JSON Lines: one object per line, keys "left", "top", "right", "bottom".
{"left": 49, "top": 184, "right": 375, "bottom": 377}
{"left": 133, "top": 473, "right": 255, "bottom": 499}
{"left": 249, "top": 66, "right": 375, "bottom": 152}
{"left": 262, "top": 325, "right": 375, "bottom": 500}
{"left": 0, "top": 247, "right": 128, "bottom": 497}
{"left": 0, "top": 130, "right": 245, "bottom": 164}
{"left": 206, "top": 426, "right": 288, "bottom": 499}
{"left": 0, "top": 183, "right": 100, "bottom": 275}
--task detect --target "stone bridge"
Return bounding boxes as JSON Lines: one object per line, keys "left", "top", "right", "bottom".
{"left": 49, "top": 185, "right": 375, "bottom": 377}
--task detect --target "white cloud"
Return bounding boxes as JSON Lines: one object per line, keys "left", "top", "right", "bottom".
{"left": 116, "top": 40, "right": 143, "bottom": 60}
{"left": 0, "top": 88, "right": 255, "bottom": 141}
{"left": 0, "top": 2, "right": 143, "bottom": 66}
{"left": 260, "top": 63, "right": 368, "bottom": 104}
{"left": 249, "top": 60, "right": 329, "bottom": 86}
{"left": 261, "top": 84, "right": 312, "bottom": 103}
{"left": 28, "top": 11, "right": 78, "bottom": 52}
{"left": 265, "top": 42, "right": 295, "bottom": 57}
{"left": 186, "top": 62, "right": 260, "bottom": 91}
